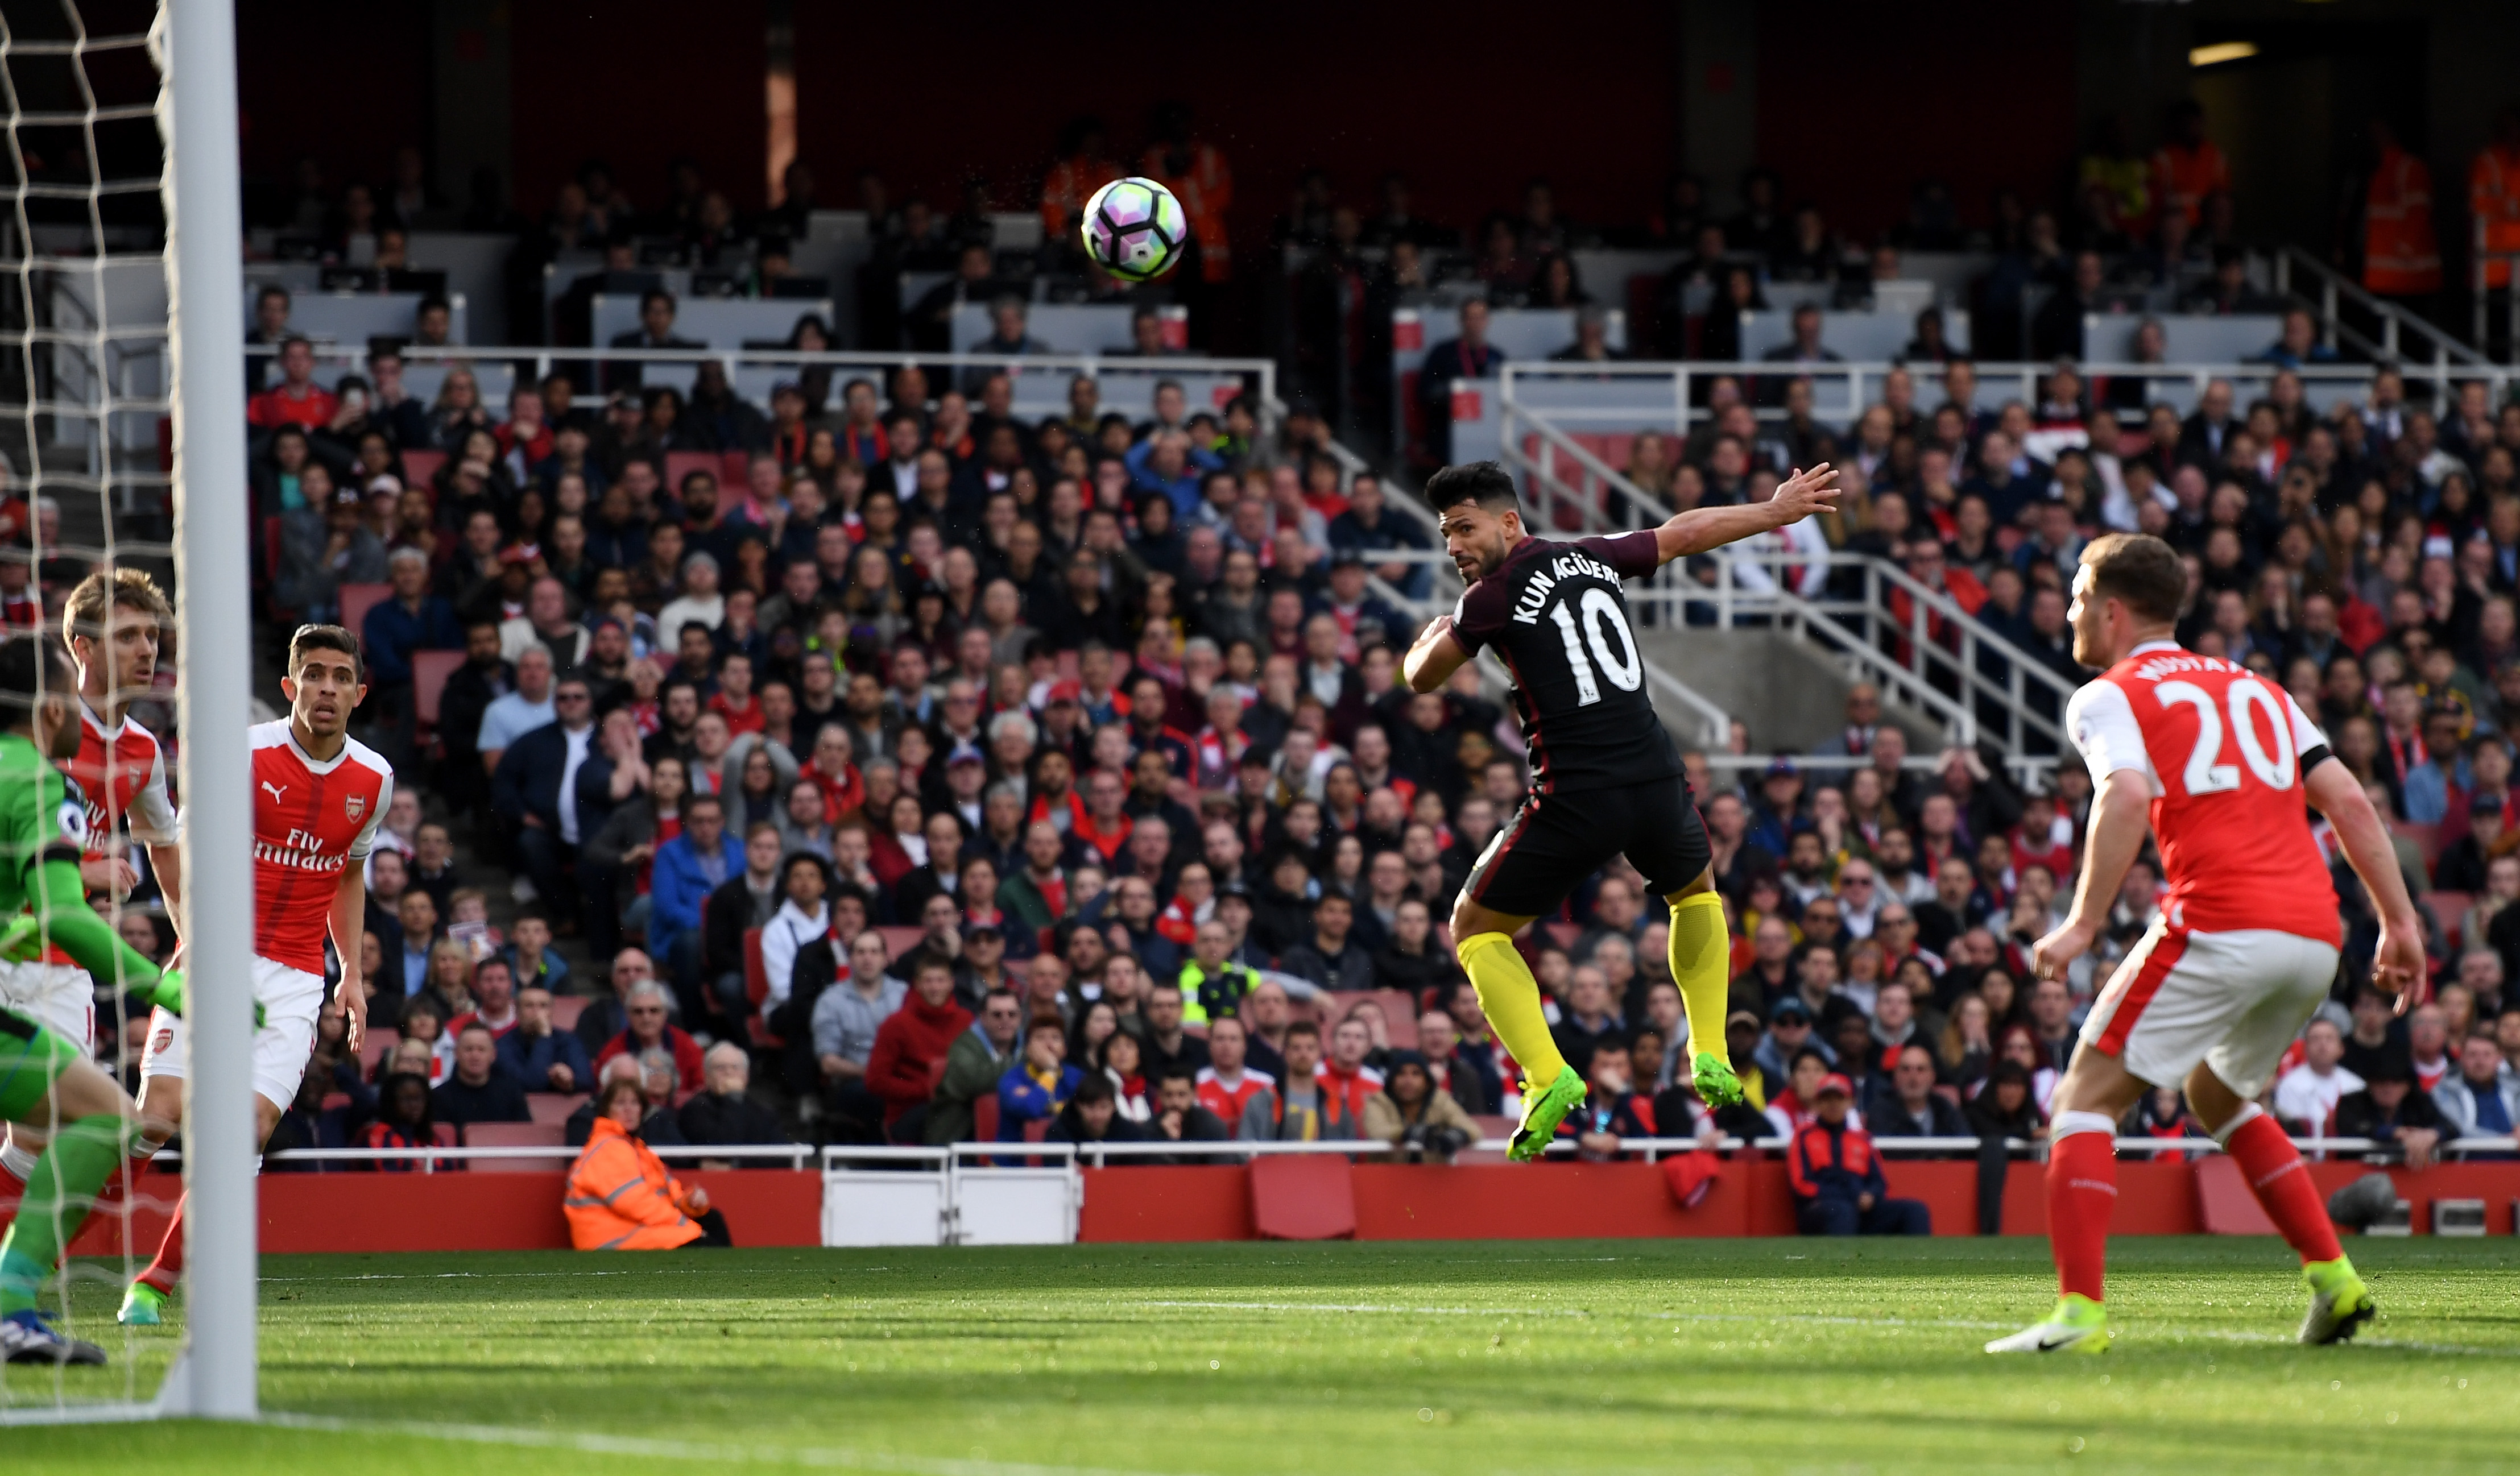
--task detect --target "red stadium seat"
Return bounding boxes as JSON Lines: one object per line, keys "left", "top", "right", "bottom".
{"left": 664, "top": 451, "right": 720, "bottom": 493}
{"left": 410, "top": 649, "right": 466, "bottom": 725}
{"left": 429, "top": 1123, "right": 459, "bottom": 1148}
{"left": 357, "top": 1027, "right": 399, "bottom": 1075}
{"left": 464, "top": 1121, "right": 566, "bottom": 1173}
{"left": 720, "top": 451, "right": 752, "bottom": 487}
{"left": 1023, "top": 1119, "right": 1050, "bottom": 1144}
{"left": 972, "top": 1093, "right": 999, "bottom": 1143}
{"left": 878, "top": 926, "right": 923, "bottom": 960}
{"left": 547, "top": 996, "right": 587, "bottom": 1030}
{"left": 527, "top": 1092, "right": 586, "bottom": 1126}
{"left": 2393, "top": 820, "right": 2443, "bottom": 869}
{"left": 337, "top": 582, "right": 391, "bottom": 644}
{"left": 399, "top": 450, "right": 445, "bottom": 490}
{"left": 2432, "top": 890, "right": 2472, "bottom": 948}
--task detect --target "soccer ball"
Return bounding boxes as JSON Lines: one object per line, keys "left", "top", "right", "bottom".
{"left": 1081, "top": 176, "right": 1188, "bottom": 282}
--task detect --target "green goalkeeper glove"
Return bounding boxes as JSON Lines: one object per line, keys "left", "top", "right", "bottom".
{"left": 0, "top": 914, "right": 35, "bottom": 964}
{"left": 138, "top": 970, "right": 264, "bottom": 1029}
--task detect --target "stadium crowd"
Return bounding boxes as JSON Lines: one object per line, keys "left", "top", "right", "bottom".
{"left": 6, "top": 113, "right": 2520, "bottom": 1236}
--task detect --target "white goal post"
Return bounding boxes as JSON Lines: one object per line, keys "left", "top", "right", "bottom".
{"left": 160, "top": 0, "right": 257, "bottom": 1421}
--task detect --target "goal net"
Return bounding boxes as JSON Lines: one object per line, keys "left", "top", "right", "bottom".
{"left": 1, "top": 0, "right": 256, "bottom": 1423}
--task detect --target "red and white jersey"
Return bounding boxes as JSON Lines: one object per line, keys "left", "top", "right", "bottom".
{"left": 2067, "top": 640, "right": 2340, "bottom": 947}
{"left": 251, "top": 720, "right": 392, "bottom": 975}
{"left": 69, "top": 700, "right": 180, "bottom": 856}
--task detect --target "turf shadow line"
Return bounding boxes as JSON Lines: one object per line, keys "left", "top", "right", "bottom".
{"left": 263, "top": 1411, "right": 1222, "bottom": 1476}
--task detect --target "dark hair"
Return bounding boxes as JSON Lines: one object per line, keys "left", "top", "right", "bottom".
{"left": 1422, "top": 461, "right": 1518, "bottom": 516}
{"left": 2078, "top": 533, "right": 2186, "bottom": 624}
{"left": 287, "top": 624, "right": 365, "bottom": 685}
{"left": 0, "top": 632, "right": 68, "bottom": 714}
{"left": 1154, "top": 1063, "right": 1198, "bottom": 1088}
{"left": 1070, "top": 1071, "right": 1116, "bottom": 1105}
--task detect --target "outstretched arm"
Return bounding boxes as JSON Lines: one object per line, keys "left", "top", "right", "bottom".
{"left": 1649, "top": 463, "right": 1843, "bottom": 565}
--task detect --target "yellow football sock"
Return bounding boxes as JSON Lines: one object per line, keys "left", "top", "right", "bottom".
{"left": 1667, "top": 890, "right": 1732, "bottom": 1063}
{"left": 1456, "top": 930, "right": 1567, "bottom": 1091}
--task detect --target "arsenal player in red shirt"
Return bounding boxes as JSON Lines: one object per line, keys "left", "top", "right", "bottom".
{"left": 121, "top": 624, "right": 391, "bottom": 1326}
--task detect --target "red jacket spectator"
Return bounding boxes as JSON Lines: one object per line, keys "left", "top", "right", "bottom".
{"left": 249, "top": 380, "right": 339, "bottom": 431}
{"left": 595, "top": 1023, "right": 706, "bottom": 1093}
{"left": 865, "top": 985, "right": 973, "bottom": 1123}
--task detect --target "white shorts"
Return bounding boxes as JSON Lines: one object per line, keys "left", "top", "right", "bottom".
{"left": 2079, "top": 922, "right": 2340, "bottom": 1100}
{"left": 141, "top": 955, "right": 326, "bottom": 1113}
{"left": 0, "top": 961, "right": 92, "bottom": 1051}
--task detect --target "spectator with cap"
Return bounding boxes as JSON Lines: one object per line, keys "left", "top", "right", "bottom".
{"left": 1788, "top": 1072, "right": 1930, "bottom": 1235}
{"left": 1753, "top": 997, "right": 1826, "bottom": 1085}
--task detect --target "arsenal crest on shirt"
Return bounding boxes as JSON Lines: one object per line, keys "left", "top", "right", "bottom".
{"left": 344, "top": 793, "right": 366, "bottom": 822}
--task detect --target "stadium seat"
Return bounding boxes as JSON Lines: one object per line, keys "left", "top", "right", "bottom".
{"left": 2393, "top": 820, "right": 2443, "bottom": 869}
{"left": 527, "top": 1092, "right": 586, "bottom": 1126}
{"left": 879, "top": 926, "right": 922, "bottom": 960}
{"left": 973, "top": 1093, "right": 1000, "bottom": 1143}
{"left": 464, "top": 1121, "right": 566, "bottom": 1173}
{"left": 1023, "top": 1119, "right": 1050, "bottom": 1144}
{"left": 409, "top": 649, "right": 465, "bottom": 727}
{"left": 2431, "top": 890, "right": 2472, "bottom": 948}
{"left": 399, "top": 449, "right": 445, "bottom": 489}
{"left": 357, "top": 1027, "right": 399, "bottom": 1075}
{"left": 337, "top": 582, "right": 390, "bottom": 643}
{"left": 547, "top": 996, "right": 587, "bottom": 1030}
{"left": 743, "top": 926, "right": 781, "bottom": 1048}
{"left": 720, "top": 451, "right": 751, "bottom": 487}
{"left": 664, "top": 450, "right": 720, "bottom": 492}
{"left": 429, "top": 1123, "right": 459, "bottom": 1149}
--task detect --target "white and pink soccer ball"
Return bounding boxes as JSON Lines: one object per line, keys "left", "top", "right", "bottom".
{"left": 1080, "top": 176, "right": 1189, "bottom": 282}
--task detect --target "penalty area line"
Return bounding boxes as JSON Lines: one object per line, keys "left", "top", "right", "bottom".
{"left": 264, "top": 1412, "right": 1215, "bottom": 1476}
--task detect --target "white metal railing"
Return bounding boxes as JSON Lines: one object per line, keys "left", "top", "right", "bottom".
{"left": 1497, "top": 358, "right": 2507, "bottom": 446}
{"left": 2275, "top": 244, "right": 2486, "bottom": 373}
{"left": 1489, "top": 397, "right": 2082, "bottom": 751}
{"left": 230, "top": 1132, "right": 2520, "bottom": 1170}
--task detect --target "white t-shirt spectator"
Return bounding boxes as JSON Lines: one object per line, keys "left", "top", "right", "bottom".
{"left": 2274, "top": 1061, "right": 2365, "bottom": 1134}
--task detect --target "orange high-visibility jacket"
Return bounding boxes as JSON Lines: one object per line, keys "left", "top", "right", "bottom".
{"left": 1141, "top": 142, "right": 1234, "bottom": 282}
{"left": 2150, "top": 141, "right": 2229, "bottom": 229}
{"left": 1041, "top": 154, "right": 1122, "bottom": 241}
{"left": 564, "top": 1117, "right": 703, "bottom": 1251}
{"left": 2470, "top": 144, "right": 2520, "bottom": 288}
{"left": 2365, "top": 145, "right": 2443, "bottom": 295}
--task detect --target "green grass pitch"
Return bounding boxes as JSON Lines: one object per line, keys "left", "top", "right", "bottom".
{"left": 8, "top": 1237, "right": 2519, "bottom": 1473}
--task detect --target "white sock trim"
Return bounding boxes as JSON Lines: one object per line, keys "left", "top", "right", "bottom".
{"left": 0, "top": 1139, "right": 39, "bottom": 1181}
{"left": 2050, "top": 1109, "right": 2118, "bottom": 1143}
{"left": 2212, "top": 1101, "right": 2264, "bottom": 1149}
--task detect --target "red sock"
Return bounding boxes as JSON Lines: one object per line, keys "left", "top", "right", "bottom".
{"left": 2046, "top": 1129, "right": 2118, "bottom": 1301}
{"left": 136, "top": 1193, "right": 186, "bottom": 1295}
{"left": 2224, "top": 1110, "right": 2343, "bottom": 1265}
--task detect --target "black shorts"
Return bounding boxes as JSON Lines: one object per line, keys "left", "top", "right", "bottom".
{"left": 1462, "top": 778, "right": 1712, "bottom": 919}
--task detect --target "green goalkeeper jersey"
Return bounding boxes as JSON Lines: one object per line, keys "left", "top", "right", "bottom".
{"left": 0, "top": 730, "right": 160, "bottom": 990}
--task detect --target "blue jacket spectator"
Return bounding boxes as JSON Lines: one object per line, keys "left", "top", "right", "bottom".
{"left": 362, "top": 549, "right": 462, "bottom": 687}
{"left": 1124, "top": 434, "right": 1223, "bottom": 521}
{"left": 648, "top": 795, "right": 736, "bottom": 971}
{"left": 1787, "top": 1080, "right": 1931, "bottom": 1236}
{"left": 998, "top": 1052, "right": 1089, "bottom": 1143}
{"left": 497, "top": 1018, "right": 595, "bottom": 1095}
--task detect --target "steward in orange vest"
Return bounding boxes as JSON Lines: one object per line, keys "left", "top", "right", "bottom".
{"left": 565, "top": 1079, "right": 731, "bottom": 1250}
{"left": 2365, "top": 122, "right": 2443, "bottom": 297}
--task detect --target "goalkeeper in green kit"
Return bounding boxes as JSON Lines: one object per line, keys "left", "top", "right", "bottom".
{"left": 0, "top": 632, "right": 181, "bottom": 1366}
